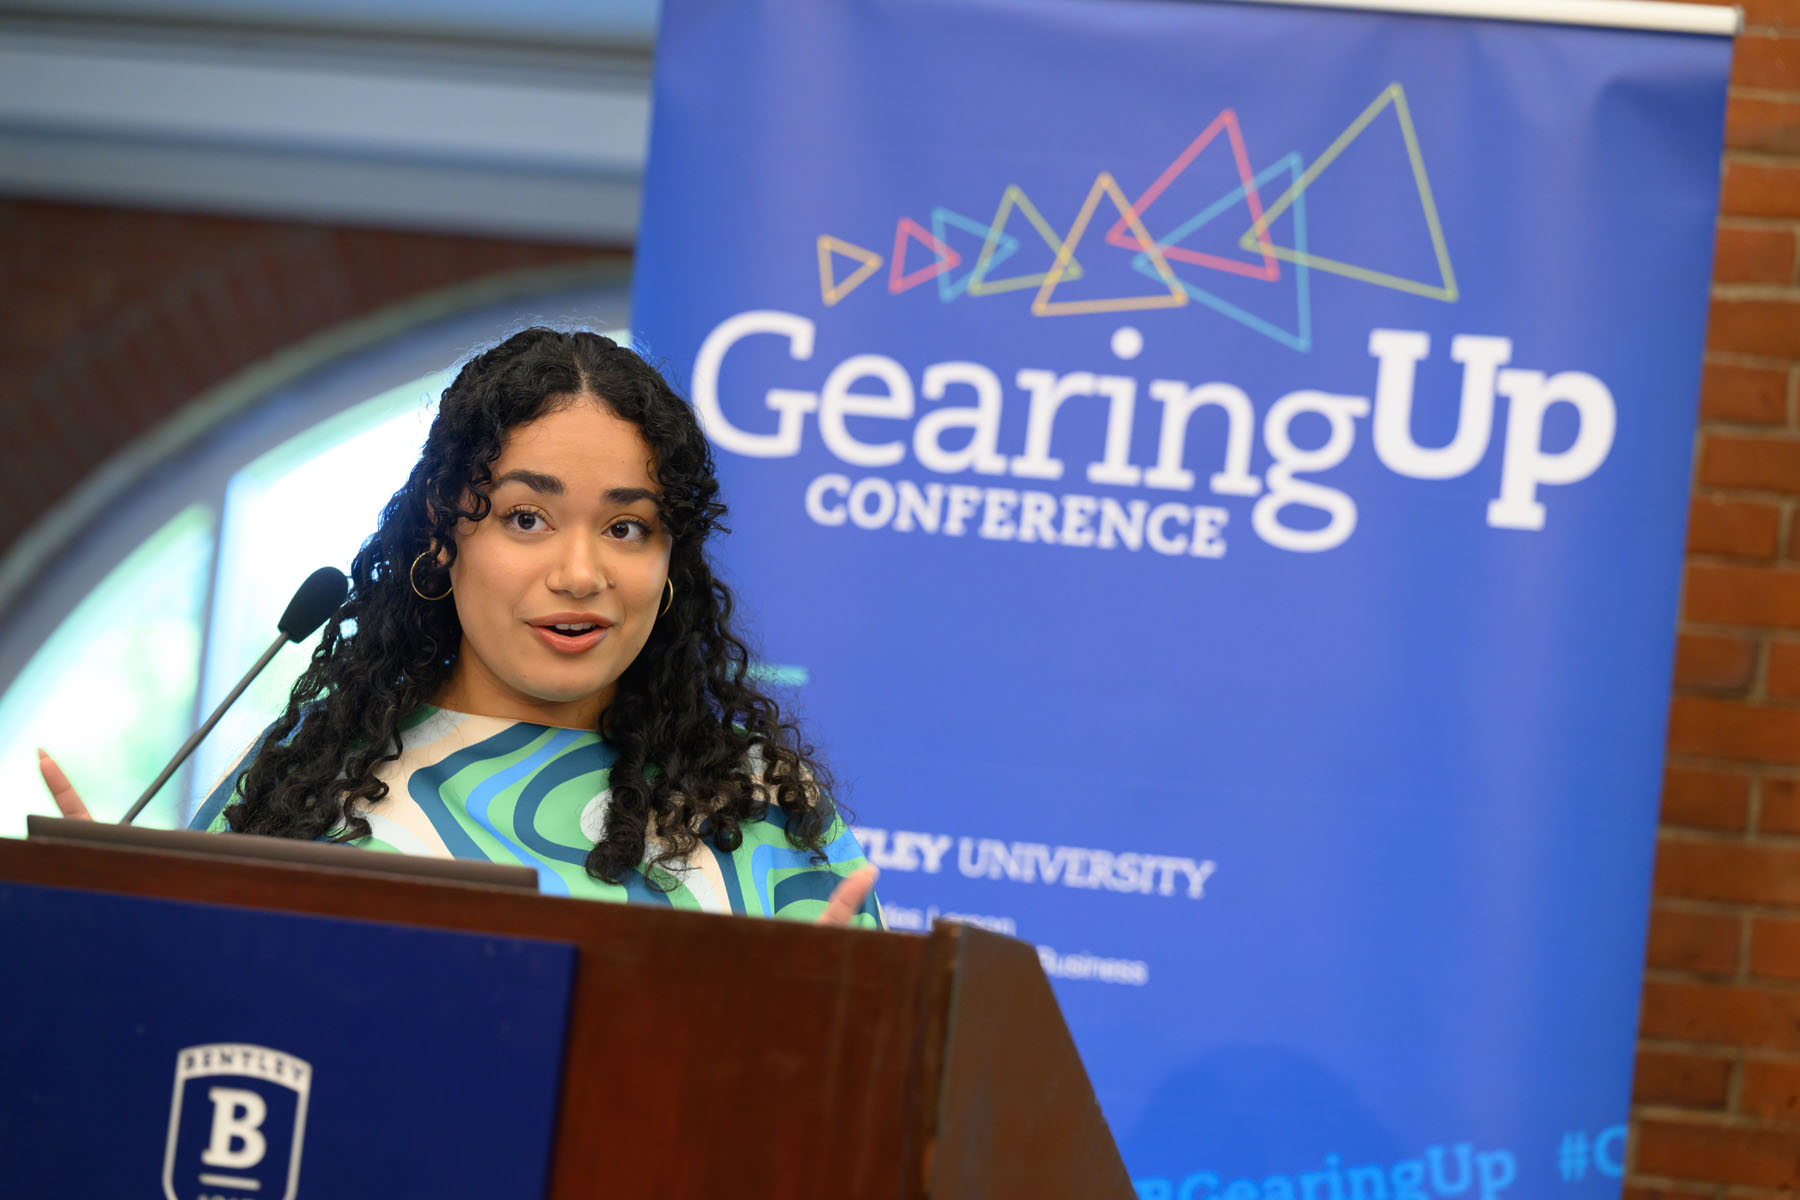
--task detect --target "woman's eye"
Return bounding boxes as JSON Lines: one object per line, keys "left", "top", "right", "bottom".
{"left": 608, "top": 520, "right": 649, "bottom": 541}
{"left": 506, "top": 508, "right": 546, "bottom": 532}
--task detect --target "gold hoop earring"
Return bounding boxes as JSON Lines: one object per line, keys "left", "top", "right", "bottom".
{"left": 659, "top": 577, "right": 675, "bottom": 617}
{"left": 410, "top": 549, "right": 451, "bottom": 602}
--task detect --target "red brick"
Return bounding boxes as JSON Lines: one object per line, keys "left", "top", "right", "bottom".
{"left": 1671, "top": 695, "right": 1800, "bottom": 764}
{"left": 1764, "top": 775, "right": 1800, "bottom": 834}
{"left": 1664, "top": 764, "right": 1754, "bottom": 830}
{"left": 1633, "top": 1047, "right": 1734, "bottom": 1107}
{"left": 1641, "top": 979, "right": 1800, "bottom": 1049}
{"left": 1725, "top": 95, "right": 1800, "bottom": 156}
{"left": 1635, "top": 1117, "right": 1800, "bottom": 1190}
{"left": 1708, "top": 299, "right": 1800, "bottom": 360}
{"left": 160, "top": 284, "right": 237, "bottom": 395}
{"left": 1767, "top": 638, "right": 1800, "bottom": 699}
{"left": 1700, "top": 361, "right": 1790, "bottom": 425}
{"left": 1688, "top": 495, "right": 1784, "bottom": 558}
{"left": 1714, "top": 222, "right": 1798, "bottom": 285}
{"left": 1655, "top": 835, "right": 1800, "bottom": 903}
{"left": 1697, "top": 434, "right": 1800, "bottom": 494}
{"left": 114, "top": 324, "right": 184, "bottom": 412}
{"left": 1741, "top": 1058, "right": 1800, "bottom": 1120}
{"left": 1674, "top": 631, "right": 1761, "bottom": 692}
{"left": 1751, "top": 915, "right": 1800, "bottom": 980}
{"left": 1620, "top": 1188, "right": 1712, "bottom": 1200}
{"left": 245, "top": 255, "right": 317, "bottom": 350}
{"left": 1722, "top": 160, "right": 1800, "bottom": 220}
{"left": 1682, "top": 563, "right": 1800, "bottom": 628}
{"left": 1734, "top": 32, "right": 1800, "bottom": 91}
{"left": 91, "top": 342, "right": 160, "bottom": 426}
{"left": 1648, "top": 906, "right": 1743, "bottom": 974}
{"left": 214, "top": 268, "right": 284, "bottom": 362}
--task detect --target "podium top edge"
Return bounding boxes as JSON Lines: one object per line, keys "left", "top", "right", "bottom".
{"left": 1225, "top": 0, "right": 1742, "bottom": 36}
{"left": 21, "top": 814, "right": 540, "bottom": 892}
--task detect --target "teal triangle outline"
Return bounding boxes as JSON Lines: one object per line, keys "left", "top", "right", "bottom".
{"left": 931, "top": 206, "right": 1020, "bottom": 303}
{"left": 1132, "top": 153, "right": 1312, "bottom": 352}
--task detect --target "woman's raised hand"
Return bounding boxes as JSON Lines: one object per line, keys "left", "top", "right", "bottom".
{"left": 814, "top": 864, "right": 879, "bottom": 927}
{"left": 37, "top": 749, "right": 91, "bottom": 820}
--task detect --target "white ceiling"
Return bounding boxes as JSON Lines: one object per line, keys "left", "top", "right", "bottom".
{"left": 0, "top": 1, "right": 659, "bottom": 242}
{"left": 4, "top": 0, "right": 661, "bottom": 43}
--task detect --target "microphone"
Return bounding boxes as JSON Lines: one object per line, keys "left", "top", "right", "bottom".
{"left": 119, "top": 567, "right": 349, "bottom": 825}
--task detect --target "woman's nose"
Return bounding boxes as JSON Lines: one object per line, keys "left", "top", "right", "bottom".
{"left": 548, "top": 536, "right": 607, "bottom": 597}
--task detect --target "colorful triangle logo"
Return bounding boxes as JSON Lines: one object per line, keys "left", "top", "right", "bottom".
{"left": 816, "top": 235, "right": 883, "bottom": 307}
{"left": 1133, "top": 153, "right": 1312, "bottom": 351}
{"left": 930, "top": 206, "right": 1019, "bottom": 302}
{"left": 967, "top": 185, "right": 1085, "bottom": 296}
{"left": 1106, "top": 109, "right": 1279, "bottom": 281}
{"left": 1032, "top": 172, "right": 1188, "bottom": 317}
{"left": 1238, "top": 83, "right": 1457, "bottom": 302}
{"left": 889, "top": 217, "right": 961, "bottom": 293}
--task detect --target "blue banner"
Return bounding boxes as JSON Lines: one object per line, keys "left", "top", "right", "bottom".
{"left": 633, "top": 1, "right": 1731, "bottom": 1194}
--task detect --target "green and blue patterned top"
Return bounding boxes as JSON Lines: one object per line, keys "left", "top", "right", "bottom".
{"left": 189, "top": 706, "right": 882, "bottom": 928}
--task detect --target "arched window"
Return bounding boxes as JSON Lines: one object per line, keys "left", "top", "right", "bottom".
{"left": 0, "top": 275, "right": 630, "bottom": 835}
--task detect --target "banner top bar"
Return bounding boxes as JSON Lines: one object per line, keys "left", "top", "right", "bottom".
{"left": 1233, "top": 0, "right": 1741, "bottom": 35}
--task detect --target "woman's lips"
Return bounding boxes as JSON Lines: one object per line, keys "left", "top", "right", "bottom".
{"left": 529, "top": 624, "right": 609, "bottom": 654}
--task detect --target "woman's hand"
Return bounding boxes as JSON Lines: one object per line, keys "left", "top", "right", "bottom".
{"left": 37, "top": 749, "right": 92, "bottom": 820}
{"left": 814, "top": 864, "right": 879, "bottom": 927}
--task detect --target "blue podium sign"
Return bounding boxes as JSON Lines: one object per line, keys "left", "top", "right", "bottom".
{"left": 2, "top": 882, "right": 575, "bottom": 1199}
{"left": 634, "top": 0, "right": 1732, "bottom": 1194}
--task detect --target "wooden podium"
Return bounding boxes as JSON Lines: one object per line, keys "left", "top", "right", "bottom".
{"left": 0, "top": 832, "right": 1135, "bottom": 1199}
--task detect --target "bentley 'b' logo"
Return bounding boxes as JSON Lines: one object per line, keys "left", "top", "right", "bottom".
{"left": 163, "top": 1043, "right": 312, "bottom": 1200}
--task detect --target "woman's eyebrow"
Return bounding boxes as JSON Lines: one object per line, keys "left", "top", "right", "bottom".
{"left": 493, "top": 469, "right": 563, "bottom": 495}
{"left": 493, "top": 473, "right": 659, "bottom": 508}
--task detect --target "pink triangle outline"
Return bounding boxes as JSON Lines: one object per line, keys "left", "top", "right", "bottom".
{"left": 888, "top": 216, "right": 963, "bottom": 293}
{"left": 1105, "top": 109, "right": 1280, "bottom": 282}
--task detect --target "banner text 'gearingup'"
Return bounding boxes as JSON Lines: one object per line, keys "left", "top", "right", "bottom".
{"left": 692, "top": 311, "right": 1617, "bottom": 556}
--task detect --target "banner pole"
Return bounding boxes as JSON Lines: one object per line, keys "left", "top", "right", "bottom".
{"left": 1225, "top": 0, "right": 1741, "bottom": 35}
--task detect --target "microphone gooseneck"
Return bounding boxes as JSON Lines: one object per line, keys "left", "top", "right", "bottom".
{"left": 118, "top": 567, "right": 349, "bottom": 826}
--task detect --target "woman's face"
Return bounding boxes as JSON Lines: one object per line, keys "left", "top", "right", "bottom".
{"left": 435, "top": 396, "right": 671, "bottom": 729}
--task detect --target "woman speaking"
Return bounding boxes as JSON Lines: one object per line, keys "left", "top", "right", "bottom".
{"left": 40, "top": 327, "right": 880, "bottom": 928}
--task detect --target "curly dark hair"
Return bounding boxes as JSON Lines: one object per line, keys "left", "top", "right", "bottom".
{"left": 224, "top": 326, "right": 837, "bottom": 884}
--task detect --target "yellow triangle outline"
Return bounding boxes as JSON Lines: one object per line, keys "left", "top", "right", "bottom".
{"left": 1032, "top": 172, "right": 1189, "bottom": 317}
{"left": 1239, "top": 83, "right": 1458, "bottom": 303}
{"left": 967, "top": 184, "right": 1085, "bottom": 296}
{"left": 816, "top": 235, "right": 883, "bottom": 306}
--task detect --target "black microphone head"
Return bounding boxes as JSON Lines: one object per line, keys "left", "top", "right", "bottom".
{"left": 278, "top": 567, "right": 349, "bottom": 641}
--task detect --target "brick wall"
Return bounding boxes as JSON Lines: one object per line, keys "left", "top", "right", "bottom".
{"left": 0, "top": 199, "right": 616, "bottom": 566}
{"left": 1630, "top": 1, "right": 1800, "bottom": 1196}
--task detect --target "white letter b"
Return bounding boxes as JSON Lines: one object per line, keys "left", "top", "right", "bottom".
{"left": 202, "top": 1086, "right": 268, "bottom": 1169}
